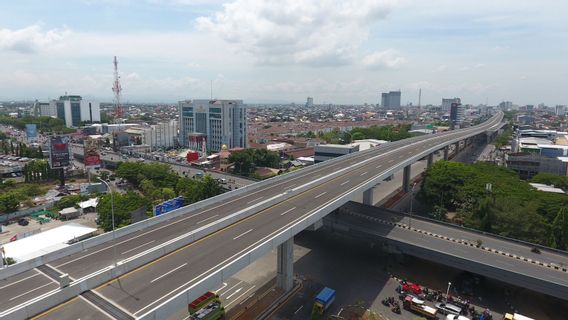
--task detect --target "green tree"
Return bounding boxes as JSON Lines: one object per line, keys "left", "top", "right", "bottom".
{"left": 176, "top": 175, "right": 222, "bottom": 204}
{"left": 0, "top": 193, "right": 19, "bottom": 213}
{"left": 96, "top": 191, "right": 151, "bottom": 231}
{"left": 550, "top": 207, "right": 568, "bottom": 250}
{"left": 531, "top": 172, "right": 568, "bottom": 190}
{"left": 56, "top": 194, "right": 85, "bottom": 210}
{"left": 229, "top": 151, "right": 254, "bottom": 175}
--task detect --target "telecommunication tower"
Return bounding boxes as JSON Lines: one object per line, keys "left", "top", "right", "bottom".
{"left": 112, "top": 56, "right": 124, "bottom": 119}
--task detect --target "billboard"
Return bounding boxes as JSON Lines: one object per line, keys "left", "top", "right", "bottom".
{"left": 25, "top": 124, "right": 38, "bottom": 143}
{"left": 49, "top": 136, "right": 70, "bottom": 169}
{"left": 154, "top": 196, "right": 184, "bottom": 216}
{"left": 83, "top": 138, "right": 101, "bottom": 168}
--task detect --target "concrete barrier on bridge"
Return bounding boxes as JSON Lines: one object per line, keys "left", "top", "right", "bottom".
{"left": 136, "top": 135, "right": 476, "bottom": 319}
{"left": 2, "top": 152, "right": 380, "bottom": 319}
{"left": 330, "top": 220, "right": 568, "bottom": 302}
{"left": 0, "top": 136, "right": 397, "bottom": 281}
{"left": 1, "top": 114, "right": 505, "bottom": 319}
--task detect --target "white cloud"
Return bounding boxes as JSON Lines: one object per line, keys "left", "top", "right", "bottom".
{"left": 0, "top": 24, "right": 70, "bottom": 53}
{"left": 125, "top": 72, "right": 141, "bottom": 81}
{"left": 196, "top": 0, "right": 394, "bottom": 66}
{"left": 362, "top": 49, "right": 406, "bottom": 69}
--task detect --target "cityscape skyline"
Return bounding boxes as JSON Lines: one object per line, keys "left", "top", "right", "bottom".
{"left": 0, "top": 0, "right": 567, "bottom": 106}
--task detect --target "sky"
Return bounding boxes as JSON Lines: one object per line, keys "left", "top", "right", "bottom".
{"left": 0, "top": 0, "right": 567, "bottom": 106}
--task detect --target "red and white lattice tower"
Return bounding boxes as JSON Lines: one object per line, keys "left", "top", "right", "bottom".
{"left": 112, "top": 56, "right": 124, "bottom": 119}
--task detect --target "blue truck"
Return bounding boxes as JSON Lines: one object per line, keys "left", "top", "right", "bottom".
{"left": 311, "top": 287, "right": 336, "bottom": 319}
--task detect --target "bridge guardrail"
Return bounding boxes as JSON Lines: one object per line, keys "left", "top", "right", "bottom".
{"left": 373, "top": 205, "right": 568, "bottom": 258}
{"left": 0, "top": 113, "right": 504, "bottom": 319}
{"left": 136, "top": 118, "right": 505, "bottom": 319}
{"left": 0, "top": 135, "right": 406, "bottom": 280}
{"left": 2, "top": 138, "right": 393, "bottom": 319}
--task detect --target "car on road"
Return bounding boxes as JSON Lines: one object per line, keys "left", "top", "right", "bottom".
{"left": 435, "top": 303, "right": 462, "bottom": 316}
{"left": 446, "top": 315, "right": 470, "bottom": 320}
{"left": 18, "top": 218, "right": 29, "bottom": 226}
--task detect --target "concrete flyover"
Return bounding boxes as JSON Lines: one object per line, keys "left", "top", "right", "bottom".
{"left": 328, "top": 201, "right": 568, "bottom": 301}
{"left": 0, "top": 113, "right": 504, "bottom": 319}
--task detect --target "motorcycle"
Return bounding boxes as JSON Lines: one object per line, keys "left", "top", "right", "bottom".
{"left": 391, "top": 305, "right": 401, "bottom": 314}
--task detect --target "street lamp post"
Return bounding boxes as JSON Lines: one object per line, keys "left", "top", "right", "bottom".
{"left": 97, "top": 177, "right": 117, "bottom": 267}
{"left": 446, "top": 281, "right": 452, "bottom": 301}
{"left": 409, "top": 182, "right": 417, "bottom": 229}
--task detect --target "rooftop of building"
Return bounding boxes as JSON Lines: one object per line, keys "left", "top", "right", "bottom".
{"left": 529, "top": 183, "right": 566, "bottom": 194}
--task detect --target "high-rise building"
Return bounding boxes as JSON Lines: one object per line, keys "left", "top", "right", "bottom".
{"left": 306, "top": 97, "right": 314, "bottom": 108}
{"left": 178, "top": 99, "right": 247, "bottom": 152}
{"left": 37, "top": 102, "right": 57, "bottom": 118}
{"left": 380, "top": 91, "right": 401, "bottom": 109}
{"left": 442, "top": 98, "right": 461, "bottom": 112}
{"left": 145, "top": 120, "right": 179, "bottom": 150}
{"left": 555, "top": 105, "right": 566, "bottom": 116}
{"left": 450, "top": 102, "right": 465, "bottom": 128}
{"left": 498, "top": 101, "right": 513, "bottom": 110}
{"left": 51, "top": 95, "right": 101, "bottom": 127}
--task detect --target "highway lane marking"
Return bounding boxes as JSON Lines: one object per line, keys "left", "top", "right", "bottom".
{"left": 225, "top": 285, "right": 256, "bottom": 308}
{"left": 287, "top": 184, "right": 297, "bottom": 189}
{"left": 280, "top": 207, "right": 296, "bottom": 216}
{"left": 375, "top": 165, "right": 382, "bottom": 169}
{"left": 247, "top": 197, "right": 264, "bottom": 204}
{"left": 0, "top": 272, "right": 40, "bottom": 290}
{"left": 55, "top": 150, "right": 366, "bottom": 268}
{"left": 215, "top": 282, "right": 228, "bottom": 292}
{"left": 220, "top": 281, "right": 243, "bottom": 297}
{"left": 360, "top": 171, "right": 368, "bottom": 176}
{"left": 55, "top": 209, "right": 215, "bottom": 268}
{"left": 388, "top": 159, "right": 394, "bottom": 163}
{"left": 150, "top": 263, "right": 188, "bottom": 284}
{"left": 233, "top": 229, "right": 254, "bottom": 240}
{"left": 314, "top": 192, "right": 327, "bottom": 199}
{"left": 9, "top": 283, "right": 53, "bottom": 301}
{"left": 340, "top": 180, "right": 350, "bottom": 186}
{"left": 197, "top": 214, "right": 219, "bottom": 224}
{"left": 77, "top": 295, "right": 116, "bottom": 320}
{"left": 30, "top": 296, "right": 81, "bottom": 320}
{"left": 134, "top": 169, "right": 393, "bottom": 315}
{"left": 294, "top": 305, "right": 304, "bottom": 315}
{"left": 225, "top": 287, "right": 242, "bottom": 300}
{"left": 65, "top": 127, "right": 480, "bottom": 275}
{"left": 93, "top": 119, "right": 504, "bottom": 317}
{"left": 239, "top": 292, "right": 255, "bottom": 306}
{"left": 121, "top": 240, "right": 156, "bottom": 255}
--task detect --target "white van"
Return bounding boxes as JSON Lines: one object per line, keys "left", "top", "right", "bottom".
{"left": 436, "top": 303, "right": 462, "bottom": 315}
{"left": 446, "top": 315, "right": 470, "bottom": 320}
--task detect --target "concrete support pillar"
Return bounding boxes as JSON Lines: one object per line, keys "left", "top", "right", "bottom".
{"left": 427, "top": 153, "right": 434, "bottom": 168}
{"left": 402, "top": 165, "right": 411, "bottom": 193}
{"left": 454, "top": 141, "right": 460, "bottom": 153}
{"left": 363, "top": 188, "right": 374, "bottom": 205}
{"left": 443, "top": 146, "right": 449, "bottom": 161}
{"left": 277, "top": 237, "right": 294, "bottom": 291}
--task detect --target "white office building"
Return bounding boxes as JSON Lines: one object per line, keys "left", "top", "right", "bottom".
{"left": 442, "top": 97, "right": 461, "bottom": 112}
{"left": 145, "top": 120, "right": 179, "bottom": 150}
{"left": 51, "top": 95, "right": 101, "bottom": 127}
{"left": 178, "top": 99, "right": 247, "bottom": 152}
